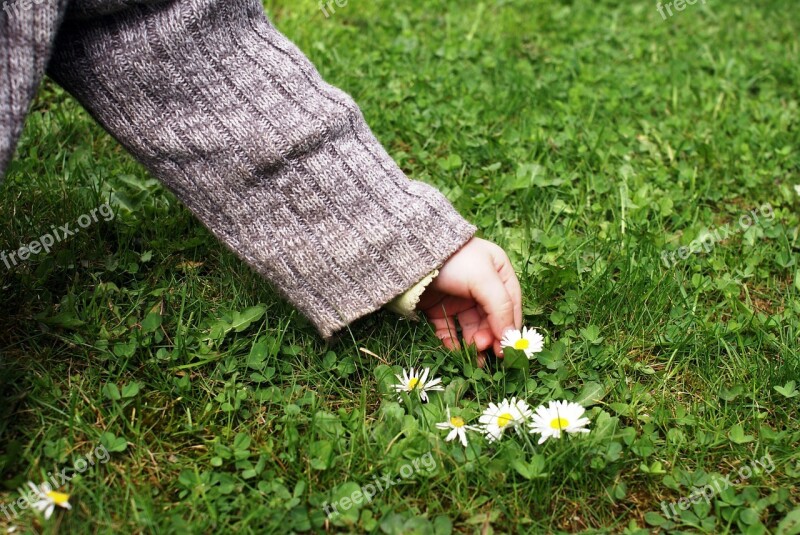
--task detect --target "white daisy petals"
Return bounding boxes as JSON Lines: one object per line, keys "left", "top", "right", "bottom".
{"left": 500, "top": 327, "right": 545, "bottom": 359}
{"left": 478, "top": 397, "right": 533, "bottom": 443}
{"left": 26, "top": 481, "right": 71, "bottom": 520}
{"left": 435, "top": 407, "right": 479, "bottom": 447}
{"left": 392, "top": 366, "right": 444, "bottom": 403}
{"left": 391, "top": 358, "right": 594, "bottom": 451}
{"left": 529, "top": 400, "right": 591, "bottom": 444}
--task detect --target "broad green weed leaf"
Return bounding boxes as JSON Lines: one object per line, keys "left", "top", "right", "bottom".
{"left": 231, "top": 305, "right": 266, "bottom": 332}
{"left": 575, "top": 382, "right": 605, "bottom": 406}
{"left": 774, "top": 381, "right": 799, "bottom": 398}
{"left": 729, "top": 424, "right": 755, "bottom": 444}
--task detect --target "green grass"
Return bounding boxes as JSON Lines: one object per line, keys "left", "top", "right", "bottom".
{"left": 1, "top": 0, "right": 799, "bottom": 533}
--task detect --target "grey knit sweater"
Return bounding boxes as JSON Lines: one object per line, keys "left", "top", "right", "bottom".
{"left": 0, "top": 0, "right": 476, "bottom": 337}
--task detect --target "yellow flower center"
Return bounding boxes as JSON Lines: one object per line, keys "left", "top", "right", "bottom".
{"left": 497, "top": 413, "right": 514, "bottom": 427}
{"left": 407, "top": 378, "right": 420, "bottom": 390}
{"left": 513, "top": 339, "right": 530, "bottom": 350}
{"left": 46, "top": 491, "right": 70, "bottom": 506}
{"left": 550, "top": 417, "right": 569, "bottom": 430}
{"left": 450, "top": 416, "right": 465, "bottom": 428}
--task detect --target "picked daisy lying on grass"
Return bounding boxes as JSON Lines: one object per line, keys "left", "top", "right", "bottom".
{"left": 27, "top": 481, "right": 71, "bottom": 520}
{"left": 393, "top": 366, "right": 444, "bottom": 403}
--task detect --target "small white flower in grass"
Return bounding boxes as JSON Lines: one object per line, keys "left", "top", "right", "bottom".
{"left": 435, "top": 407, "right": 479, "bottom": 447}
{"left": 500, "top": 327, "right": 545, "bottom": 358}
{"left": 27, "top": 481, "right": 71, "bottom": 520}
{"left": 795, "top": 184, "right": 800, "bottom": 197}
{"left": 529, "top": 400, "right": 591, "bottom": 444}
{"left": 393, "top": 367, "right": 443, "bottom": 403}
{"left": 479, "top": 397, "right": 532, "bottom": 443}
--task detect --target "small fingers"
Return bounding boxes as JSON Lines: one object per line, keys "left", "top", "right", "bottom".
{"left": 456, "top": 308, "right": 490, "bottom": 368}
{"left": 467, "top": 268, "right": 516, "bottom": 346}
{"left": 430, "top": 316, "right": 461, "bottom": 350}
{"left": 457, "top": 307, "right": 494, "bottom": 353}
{"left": 456, "top": 307, "right": 482, "bottom": 344}
{"left": 493, "top": 338, "right": 504, "bottom": 358}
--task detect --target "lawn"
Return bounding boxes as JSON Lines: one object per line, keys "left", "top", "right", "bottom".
{"left": 1, "top": 0, "right": 799, "bottom": 533}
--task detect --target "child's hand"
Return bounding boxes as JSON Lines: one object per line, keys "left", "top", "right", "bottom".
{"left": 417, "top": 237, "right": 522, "bottom": 365}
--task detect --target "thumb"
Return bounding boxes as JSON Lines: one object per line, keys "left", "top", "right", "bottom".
{"left": 467, "top": 270, "right": 516, "bottom": 348}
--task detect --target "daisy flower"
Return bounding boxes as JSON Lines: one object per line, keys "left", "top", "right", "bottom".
{"left": 26, "top": 481, "right": 71, "bottom": 520}
{"left": 435, "top": 407, "right": 479, "bottom": 447}
{"left": 393, "top": 367, "right": 444, "bottom": 402}
{"left": 529, "top": 400, "right": 591, "bottom": 443}
{"left": 500, "top": 327, "right": 545, "bottom": 358}
{"left": 479, "top": 397, "right": 532, "bottom": 443}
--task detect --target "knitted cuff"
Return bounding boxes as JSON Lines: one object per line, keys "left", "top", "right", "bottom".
{"left": 48, "top": 0, "right": 476, "bottom": 337}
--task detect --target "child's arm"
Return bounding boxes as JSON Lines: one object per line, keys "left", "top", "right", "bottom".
{"left": 39, "top": 0, "right": 520, "bottom": 343}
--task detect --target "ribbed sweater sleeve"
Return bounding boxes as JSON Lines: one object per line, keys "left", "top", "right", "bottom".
{"left": 45, "top": 0, "right": 476, "bottom": 337}
{"left": 0, "top": 0, "right": 68, "bottom": 174}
